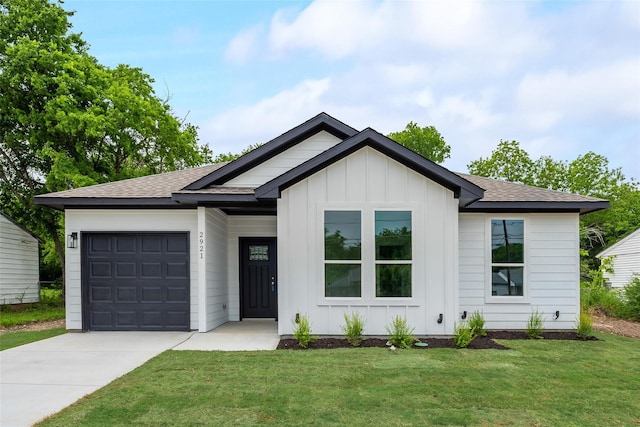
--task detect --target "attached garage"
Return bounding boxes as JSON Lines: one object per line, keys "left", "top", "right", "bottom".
{"left": 83, "top": 232, "right": 190, "bottom": 331}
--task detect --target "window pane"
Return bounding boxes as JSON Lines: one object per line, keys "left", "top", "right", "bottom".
{"left": 491, "top": 266, "right": 524, "bottom": 296}
{"left": 491, "top": 220, "right": 524, "bottom": 263}
{"left": 375, "top": 211, "right": 412, "bottom": 260}
{"left": 249, "top": 245, "right": 268, "bottom": 261}
{"left": 376, "top": 264, "right": 411, "bottom": 297}
{"left": 325, "top": 264, "right": 361, "bottom": 297}
{"left": 325, "top": 211, "right": 361, "bottom": 260}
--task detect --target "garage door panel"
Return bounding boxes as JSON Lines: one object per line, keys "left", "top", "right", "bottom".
{"left": 90, "top": 261, "right": 112, "bottom": 278}
{"left": 141, "top": 236, "right": 163, "bottom": 253}
{"left": 141, "top": 287, "right": 163, "bottom": 303}
{"left": 84, "top": 233, "right": 190, "bottom": 331}
{"left": 141, "top": 262, "right": 162, "bottom": 278}
{"left": 115, "top": 262, "right": 136, "bottom": 277}
{"left": 166, "top": 262, "right": 188, "bottom": 278}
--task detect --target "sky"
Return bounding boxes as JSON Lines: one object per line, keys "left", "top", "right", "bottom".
{"left": 63, "top": 0, "right": 640, "bottom": 180}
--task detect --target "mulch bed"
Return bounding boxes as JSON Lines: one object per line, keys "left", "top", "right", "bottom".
{"left": 277, "top": 331, "right": 598, "bottom": 351}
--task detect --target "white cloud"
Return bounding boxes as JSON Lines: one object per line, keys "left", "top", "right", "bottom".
{"left": 225, "top": 25, "right": 262, "bottom": 64}
{"left": 207, "top": 78, "right": 332, "bottom": 151}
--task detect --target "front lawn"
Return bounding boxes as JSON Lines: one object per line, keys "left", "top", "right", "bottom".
{"left": 38, "top": 333, "right": 639, "bottom": 426}
{"left": 0, "top": 288, "right": 65, "bottom": 327}
{"left": 0, "top": 328, "right": 66, "bottom": 351}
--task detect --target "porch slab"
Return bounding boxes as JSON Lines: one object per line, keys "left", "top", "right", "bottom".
{"left": 173, "top": 319, "right": 280, "bottom": 351}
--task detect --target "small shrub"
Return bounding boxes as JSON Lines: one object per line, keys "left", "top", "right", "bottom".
{"left": 526, "top": 309, "right": 544, "bottom": 339}
{"left": 341, "top": 312, "right": 365, "bottom": 347}
{"left": 576, "top": 309, "right": 593, "bottom": 338}
{"left": 385, "top": 315, "right": 416, "bottom": 349}
{"left": 293, "top": 314, "right": 317, "bottom": 348}
{"left": 453, "top": 321, "right": 474, "bottom": 348}
{"left": 620, "top": 276, "right": 640, "bottom": 321}
{"left": 468, "top": 311, "right": 487, "bottom": 337}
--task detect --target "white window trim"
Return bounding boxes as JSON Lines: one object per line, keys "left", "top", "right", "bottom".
{"left": 484, "top": 216, "right": 530, "bottom": 304}
{"left": 319, "top": 205, "right": 416, "bottom": 304}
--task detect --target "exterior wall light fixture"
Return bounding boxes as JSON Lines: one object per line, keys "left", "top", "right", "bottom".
{"left": 67, "top": 232, "right": 78, "bottom": 249}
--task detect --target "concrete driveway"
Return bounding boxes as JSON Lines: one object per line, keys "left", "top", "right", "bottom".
{"left": 0, "top": 332, "right": 192, "bottom": 427}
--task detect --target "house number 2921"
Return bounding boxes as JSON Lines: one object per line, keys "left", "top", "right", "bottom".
{"left": 199, "top": 231, "right": 204, "bottom": 259}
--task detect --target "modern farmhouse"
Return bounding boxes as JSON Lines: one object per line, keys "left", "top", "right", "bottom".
{"left": 35, "top": 113, "right": 608, "bottom": 335}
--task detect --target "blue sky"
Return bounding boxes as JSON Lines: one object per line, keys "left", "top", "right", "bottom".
{"left": 64, "top": 0, "right": 640, "bottom": 180}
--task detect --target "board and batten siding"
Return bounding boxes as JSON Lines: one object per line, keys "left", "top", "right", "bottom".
{"left": 227, "top": 215, "right": 277, "bottom": 321}
{"left": 65, "top": 209, "right": 199, "bottom": 330}
{"left": 224, "top": 131, "right": 343, "bottom": 187}
{"left": 200, "top": 207, "right": 229, "bottom": 331}
{"left": 458, "top": 213, "right": 580, "bottom": 330}
{"left": 0, "top": 214, "right": 39, "bottom": 304}
{"left": 598, "top": 229, "right": 640, "bottom": 288}
{"left": 277, "top": 147, "right": 459, "bottom": 336}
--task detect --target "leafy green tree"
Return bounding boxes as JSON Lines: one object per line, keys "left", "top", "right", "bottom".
{"left": 387, "top": 122, "right": 451, "bottom": 163}
{"left": 0, "top": 0, "right": 211, "bottom": 281}
{"left": 467, "top": 139, "right": 640, "bottom": 256}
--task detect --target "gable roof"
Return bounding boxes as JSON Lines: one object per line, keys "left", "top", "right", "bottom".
{"left": 33, "top": 113, "right": 610, "bottom": 215}
{"left": 254, "top": 128, "right": 485, "bottom": 207}
{"left": 597, "top": 228, "right": 640, "bottom": 258}
{"left": 184, "top": 112, "right": 359, "bottom": 190}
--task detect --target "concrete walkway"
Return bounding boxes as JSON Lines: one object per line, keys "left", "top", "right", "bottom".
{"left": 173, "top": 319, "right": 280, "bottom": 351}
{"left": 0, "top": 321, "right": 279, "bottom": 426}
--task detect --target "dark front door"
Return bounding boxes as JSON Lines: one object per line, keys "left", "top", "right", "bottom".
{"left": 240, "top": 237, "right": 277, "bottom": 318}
{"left": 83, "top": 233, "right": 190, "bottom": 331}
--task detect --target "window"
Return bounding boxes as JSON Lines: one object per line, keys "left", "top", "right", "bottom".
{"left": 324, "top": 211, "right": 361, "bottom": 297}
{"left": 491, "top": 219, "right": 524, "bottom": 296}
{"left": 375, "top": 211, "right": 412, "bottom": 297}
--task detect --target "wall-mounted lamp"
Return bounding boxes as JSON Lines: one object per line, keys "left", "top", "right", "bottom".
{"left": 461, "top": 311, "right": 467, "bottom": 320}
{"left": 553, "top": 310, "right": 560, "bottom": 320}
{"left": 67, "top": 232, "right": 78, "bottom": 249}
{"left": 437, "top": 313, "right": 443, "bottom": 324}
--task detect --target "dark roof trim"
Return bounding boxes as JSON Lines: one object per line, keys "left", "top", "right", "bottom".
{"left": 460, "top": 200, "right": 610, "bottom": 214}
{"left": 34, "top": 197, "right": 182, "bottom": 211}
{"left": 172, "top": 193, "right": 260, "bottom": 205}
{"left": 254, "top": 128, "right": 485, "bottom": 207}
{"left": 184, "top": 112, "right": 359, "bottom": 190}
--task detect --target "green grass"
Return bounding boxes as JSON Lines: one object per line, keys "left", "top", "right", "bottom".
{"left": 38, "top": 333, "right": 640, "bottom": 426}
{"left": 0, "top": 288, "right": 65, "bottom": 327}
{"left": 0, "top": 328, "right": 66, "bottom": 351}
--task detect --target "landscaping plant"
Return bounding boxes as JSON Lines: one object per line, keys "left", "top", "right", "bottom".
{"left": 575, "top": 309, "right": 593, "bottom": 338}
{"left": 385, "top": 315, "right": 416, "bottom": 349}
{"left": 341, "top": 312, "right": 365, "bottom": 347}
{"left": 526, "top": 309, "right": 544, "bottom": 339}
{"left": 621, "top": 276, "right": 640, "bottom": 321}
{"left": 468, "top": 310, "right": 487, "bottom": 337}
{"left": 293, "top": 314, "right": 317, "bottom": 348}
{"left": 453, "top": 321, "right": 474, "bottom": 348}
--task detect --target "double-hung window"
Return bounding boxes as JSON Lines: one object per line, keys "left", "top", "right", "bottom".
{"left": 490, "top": 219, "right": 524, "bottom": 296}
{"left": 375, "top": 211, "right": 412, "bottom": 297}
{"left": 324, "top": 211, "right": 362, "bottom": 297}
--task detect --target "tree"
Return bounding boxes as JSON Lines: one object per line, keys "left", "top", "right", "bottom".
{"left": 0, "top": 0, "right": 211, "bottom": 282}
{"left": 467, "top": 139, "right": 640, "bottom": 256}
{"left": 387, "top": 122, "right": 451, "bottom": 163}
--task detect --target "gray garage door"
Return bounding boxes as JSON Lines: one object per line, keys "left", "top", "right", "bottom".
{"left": 83, "top": 233, "right": 190, "bottom": 331}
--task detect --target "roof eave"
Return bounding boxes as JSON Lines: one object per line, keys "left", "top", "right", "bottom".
{"left": 33, "top": 197, "right": 183, "bottom": 211}
{"left": 460, "top": 200, "right": 610, "bottom": 214}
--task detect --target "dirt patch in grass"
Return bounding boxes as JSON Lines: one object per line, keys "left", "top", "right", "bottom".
{"left": 0, "top": 318, "right": 65, "bottom": 334}
{"left": 592, "top": 313, "right": 640, "bottom": 339}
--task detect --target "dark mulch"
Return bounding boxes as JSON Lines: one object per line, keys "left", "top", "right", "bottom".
{"left": 277, "top": 331, "right": 598, "bottom": 351}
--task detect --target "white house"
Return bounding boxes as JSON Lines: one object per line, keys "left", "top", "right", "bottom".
{"left": 0, "top": 211, "right": 40, "bottom": 304}
{"left": 596, "top": 228, "right": 640, "bottom": 288}
{"left": 35, "top": 113, "right": 609, "bottom": 335}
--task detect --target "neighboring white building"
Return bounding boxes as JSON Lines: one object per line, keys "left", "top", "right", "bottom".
{"left": 0, "top": 211, "right": 40, "bottom": 304}
{"left": 597, "top": 228, "right": 640, "bottom": 288}
{"left": 35, "top": 113, "right": 609, "bottom": 334}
